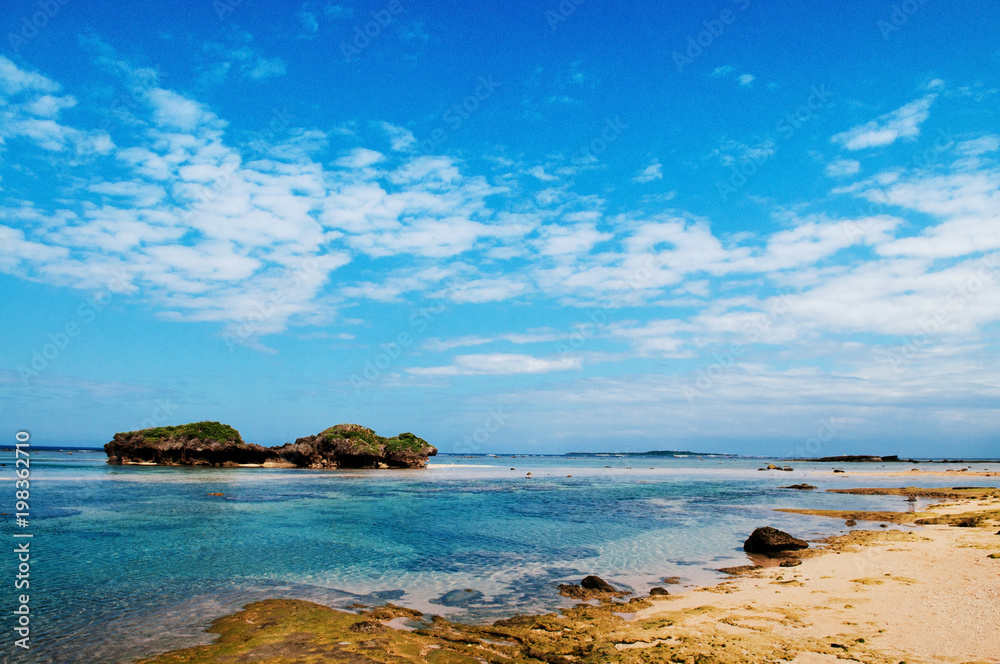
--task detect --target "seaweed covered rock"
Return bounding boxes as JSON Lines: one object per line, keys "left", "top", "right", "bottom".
{"left": 104, "top": 422, "right": 273, "bottom": 467}
{"left": 105, "top": 422, "right": 436, "bottom": 469}
{"left": 273, "top": 424, "right": 437, "bottom": 469}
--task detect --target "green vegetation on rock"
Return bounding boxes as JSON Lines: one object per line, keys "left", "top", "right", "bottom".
{"left": 318, "top": 425, "right": 430, "bottom": 455}
{"left": 126, "top": 421, "right": 243, "bottom": 444}
{"left": 386, "top": 432, "right": 430, "bottom": 453}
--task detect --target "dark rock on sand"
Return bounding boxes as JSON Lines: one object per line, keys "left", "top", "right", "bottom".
{"left": 558, "top": 576, "right": 628, "bottom": 600}
{"left": 782, "top": 484, "right": 817, "bottom": 490}
{"left": 105, "top": 422, "right": 436, "bottom": 469}
{"left": 717, "top": 564, "right": 763, "bottom": 575}
{"left": 780, "top": 559, "right": 802, "bottom": 567}
{"left": 649, "top": 587, "right": 670, "bottom": 596}
{"left": 744, "top": 527, "right": 809, "bottom": 554}
{"left": 955, "top": 516, "right": 986, "bottom": 527}
{"left": 581, "top": 575, "right": 616, "bottom": 592}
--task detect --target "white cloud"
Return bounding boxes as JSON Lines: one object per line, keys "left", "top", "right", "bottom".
{"left": 243, "top": 57, "right": 286, "bottom": 80}
{"left": 25, "top": 94, "right": 77, "bottom": 117}
{"left": 737, "top": 74, "right": 755, "bottom": 87}
{"left": 379, "top": 122, "right": 416, "bottom": 152}
{"left": 956, "top": 136, "right": 999, "bottom": 157}
{"left": 201, "top": 34, "right": 287, "bottom": 82}
{"left": 825, "top": 159, "right": 861, "bottom": 178}
{"left": 408, "top": 353, "right": 582, "bottom": 376}
{"left": 147, "top": 88, "right": 224, "bottom": 132}
{"left": 0, "top": 56, "right": 60, "bottom": 95}
{"left": 423, "top": 330, "right": 569, "bottom": 352}
{"left": 3, "top": 52, "right": 1000, "bottom": 371}
{"left": 528, "top": 165, "right": 558, "bottom": 181}
{"left": 335, "top": 147, "right": 384, "bottom": 168}
{"left": 297, "top": 8, "right": 319, "bottom": 33}
{"left": 633, "top": 159, "right": 663, "bottom": 183}
{"left": 711, "top": 65, "right": 735, "bottom": 78}
{"left": 831, "top": 95, "right": 936, "bottom": 150}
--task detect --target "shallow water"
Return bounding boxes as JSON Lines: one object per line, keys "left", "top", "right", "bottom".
{"left": 4, "top": 450, "right": 999, "bottom": 664}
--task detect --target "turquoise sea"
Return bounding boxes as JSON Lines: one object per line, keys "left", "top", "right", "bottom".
{"left": 5, "top": 449, "right": 1000, "bottom": 664}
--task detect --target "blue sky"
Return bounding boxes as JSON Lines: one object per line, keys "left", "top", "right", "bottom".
{"left": 1, "top": 0, "right": 999, "bottom": 456}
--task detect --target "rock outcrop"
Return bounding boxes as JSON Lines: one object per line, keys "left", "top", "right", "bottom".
{"left": 104, "top": 421, "right": 436, "bottom": 469}
{"left": 743, "top": 526, "right": 809, "bottom": 554}
{"left": 271, "top": 424, "right": 436, "bottom": 469}
{"left": 557, "top": 575, "right": 628, "bottom": 600}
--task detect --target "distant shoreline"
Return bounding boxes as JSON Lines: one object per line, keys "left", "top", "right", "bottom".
{"left": 7, "top": 446, "right": 999, "bottom": 464}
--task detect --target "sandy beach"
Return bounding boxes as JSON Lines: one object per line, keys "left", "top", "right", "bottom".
{"left": 136, "top": 488, "right": 1000, "bottom": 664}
{"left": 824, "top": 469, "right": 1000, "bottom": 478}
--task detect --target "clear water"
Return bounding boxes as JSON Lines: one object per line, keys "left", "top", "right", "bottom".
{"left": 5, "top": 449, "right": 999, "bottom": 664}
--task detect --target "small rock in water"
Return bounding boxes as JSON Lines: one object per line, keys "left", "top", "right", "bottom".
{"left": 833, "top": 469, "right": 846, "bottom": 473}
{"left": 581, "top": 575, "right": 616, "bottom": 592}
{"left": 206, "top": 492, "right": 225, "bottom": 496}
{"left": 661, "top": 576, "right": 682, "bottom": 584}
{"left": 430, "top": 588, "right": 484, "bottom": 607}
{"left": 648, "top": 587, "right": 670, "bottom": 596}
{"left": 879, "top": 524, "right": 888, "bottom": 528}
{"left": 782, "top": 484, "right": 817, "bottom": 490}
{"left": 845, "top": 519, "right": 858, "bottom": 527}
